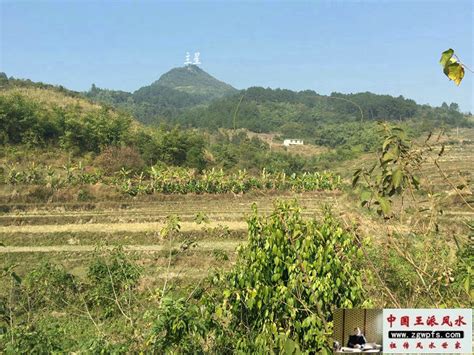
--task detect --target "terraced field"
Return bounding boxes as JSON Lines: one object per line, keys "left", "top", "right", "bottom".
{"left": 0, "top": 191, "right": 346, "bottom": 290}
{"left": 1, "top": 129, "right": 472, "bottom": 295}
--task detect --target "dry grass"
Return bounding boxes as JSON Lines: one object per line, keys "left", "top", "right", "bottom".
{"left": 1, "top": 220, "right": 247, "bottom": 235}
{"left": 0, "top": 87, "right": 103, "bottom": 113}
{"left": 0, "top": 240, "right": 242, "bottom": 254}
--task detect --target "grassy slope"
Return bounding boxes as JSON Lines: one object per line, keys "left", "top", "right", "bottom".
{"left": 0, "top": 84, "right": 140, "bottom": 127}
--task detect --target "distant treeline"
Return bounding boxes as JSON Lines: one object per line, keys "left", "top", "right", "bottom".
{"left": 175, "top": 87, "right": 470, "bottom": 136}
{"left": 1, "top": 73, "right": 470, "bottom": 174}
{"left": 86, "top": 85, "right": 469, "bottom": 133}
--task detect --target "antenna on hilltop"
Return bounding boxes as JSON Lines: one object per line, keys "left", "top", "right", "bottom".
{"left": 184, "top": 52, "right": 192, "bottom": 65}
{"left": 193, "top": 52, "right": 201, "bottom": 65}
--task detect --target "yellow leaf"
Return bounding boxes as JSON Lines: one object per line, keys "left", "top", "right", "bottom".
{"left": 446, "top": 63, "right": 465, "bottom": 86}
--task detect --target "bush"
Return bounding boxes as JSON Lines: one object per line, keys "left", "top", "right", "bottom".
{"left": 212, "top": 201, "right": 369, "bottom": 353}
{"left": 94, "top": 146, "right": 145, "bottom": 175}
{"left": 25, "top": 186, "right": 54, "bottom": 202}
{"left": 1, "top": 323, "right": 65, "bottom": 353}
{"left": 371, "top": 231, "right": 473, "bottom": 308}
{"left": 148, "top": 298, "right": 207, "bottom": 353}
{"left": 86, "top": 247, "right": 142, "bottom": 317}
{"left": 23, "top": 262, "right": 77, "bottom": 309}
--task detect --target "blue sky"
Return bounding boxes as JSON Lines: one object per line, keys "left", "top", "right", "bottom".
{"left": 1, "top": 0, "right": 472, "bottom": 111}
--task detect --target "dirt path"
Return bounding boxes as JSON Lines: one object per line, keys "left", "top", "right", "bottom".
{"left": 0, "top": 240, "right": 243, "bottom": 253}
{"left": 1, "top": 221, "right": 247, "bottom": 234}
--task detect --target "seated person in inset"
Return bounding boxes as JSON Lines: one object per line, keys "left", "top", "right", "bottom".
{"left": 347, "top": 327, "right": 367, "bottom": 349}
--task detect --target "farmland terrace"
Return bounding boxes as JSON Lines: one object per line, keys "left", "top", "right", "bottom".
{"left": 0, "top": 129, "right": 472, "bottom": 301}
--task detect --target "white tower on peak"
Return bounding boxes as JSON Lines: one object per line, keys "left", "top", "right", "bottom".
{"left": 193, "top": 52, "right": 201, "bottom": 65}
{"left": 184, "top": 52, "right": 192, "bottom": 65}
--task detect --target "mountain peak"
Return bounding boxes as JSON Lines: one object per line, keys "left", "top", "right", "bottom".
{"left": 152, "top": 65, "right": 237, "bottom": 98}
{"left": 184, "top": 64, "right": 205, "bottom": 71}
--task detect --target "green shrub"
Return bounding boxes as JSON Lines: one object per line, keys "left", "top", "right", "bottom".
{"left": 213, "top": 201, "right": 369, "bottom": 353}
{"left": 148, "top": 297, "right": 206, "bottom": 354}
{"left": 23, "top": 262, "right": 77, "bottom": 309}
{"left": 1, "top": 323, "right": 65, "bottom": 354}
{"left": 86, "top": 247, "right": 142, "bottom": 317}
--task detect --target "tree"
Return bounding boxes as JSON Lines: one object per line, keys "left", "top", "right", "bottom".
{"left": 449, "top": 102, "right": 459, "bottom": 112}
{"left": 214, "top": 201, "right": 369, "bottom": 352}
{"left": 0, "top": 72, "right": 8, "bottom": 84}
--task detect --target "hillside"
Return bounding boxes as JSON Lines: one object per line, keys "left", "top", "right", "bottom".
{"left": 85, "top": 65, "right": 237, "bottom": 124}
{"left": 0, "top": 81, "right": 323, "bottom": 174}
{"left": 176, "top": 87, "right": 468, "bottom": 129}
{"left": 84, "top": 67, "right": 470, "bottom": 140}
{"left": 4, "top": 72, "right": 470, "bottom": 173}
{"left": 3, "top": 71, "right": 471, "bottom": 171}
{"left": 150, "top": 64, "right": 237, "bottom": 97}
{"left": 173, "top": 87, "right": 470, "bottom": 154}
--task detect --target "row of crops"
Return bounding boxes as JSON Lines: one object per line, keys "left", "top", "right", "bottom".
{"left": 1, "top": 163, "right": 342, "bottom": 195}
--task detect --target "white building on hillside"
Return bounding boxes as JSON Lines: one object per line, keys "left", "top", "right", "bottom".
{"left": 283, "top": 139, "right": 304, "bottom": 147}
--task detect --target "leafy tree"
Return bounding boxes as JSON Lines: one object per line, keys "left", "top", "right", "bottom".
{"left": 352, "top": 124, "right": 421, "bottom": 217}
{"left": 0, "top": 72, "right": 8, "bottom": 85}
{"left": 213, "top": 201, "right": 369, "bottom": 352}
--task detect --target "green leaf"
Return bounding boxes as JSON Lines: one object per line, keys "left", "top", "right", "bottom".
{"left": 246, "top": 298, "right": 255, "bottom": 309}
{"left": 392, "top": 168, "right": 403, "bottom": 189}
{"left": 11, "top": 272, "right": 22, "bottom": 284}
{"left": 377, "top": 196, "right": 391, "bottom": 215}
{"left": 215, "top": 306, "right": 223, "bottom": 318}
{"left": 381, "top": 154, "right": 394, "bottom": 164}
{"left": 360, "top": 189, "right": 372, "bottom": 203}
{"left": 368, "top": 162, "right": 377, "bottom": 174}
{"left": 464, "top": 273, "right": 470, "bottom": 294}
{"left": 412, "top": 175, "right": 420, "bottom": 189}
{"left": 440, "top": 49, "right": 465, "bottom": 85}
{"left": 439, "top": 48, "right": 454, "bottom": 67}
{"left": 283, "top": 337, "right": 297, "bottom": 354}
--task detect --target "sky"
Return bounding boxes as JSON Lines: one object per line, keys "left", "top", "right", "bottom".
{"left": 1, "top": 0, "right": 473, "bottom": 112}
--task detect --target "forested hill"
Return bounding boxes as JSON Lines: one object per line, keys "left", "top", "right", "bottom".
{"left": 150, "top": 65, "right": 237, "bottom": 97}
{"left": 174, "top": 87, "right": 469, "bottom": 136}
{"left": 82, "top": 62, "right": 468, "bottom": 134}
{"left": 0, "top": 76, "right": 333, "bottom": 173}
{"left": 2, "top": 71, "right": 469, "bottom": 144}
{"left": 84, "top": 65, "right": 237, "bottom": 124}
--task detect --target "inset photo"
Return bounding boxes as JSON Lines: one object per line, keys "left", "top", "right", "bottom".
{"left": 333, "top": 309, "right": 383, "bottom": 353}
